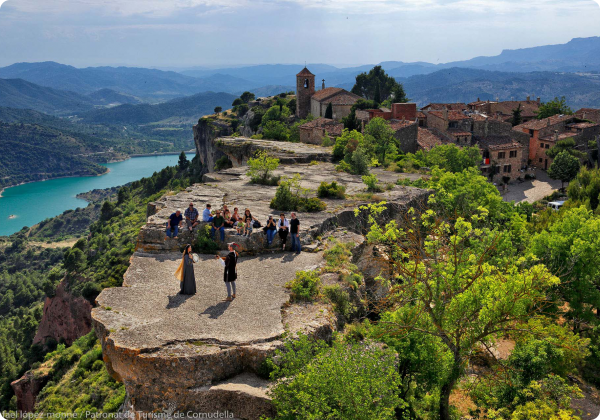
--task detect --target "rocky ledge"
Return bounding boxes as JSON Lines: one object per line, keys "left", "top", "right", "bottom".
{"left": 139, "top": 162, "right": 426, "bottom": 255}
{"left": 92, "top": 158, "right": 429, "bottom": 418}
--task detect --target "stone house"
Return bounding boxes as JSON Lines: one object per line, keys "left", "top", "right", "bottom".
{"left": 421, "top": 103, "right": 468, "bottom": 112}
{"left": 514, "top": 115, "right": 600, "bottom": 170}
{"left": 426, "top": 109, "right": 473, "bottom": 133}
{"left": 417, "top": 128, "right": 445, "bottom": 151}
{"left": 575, "top": 108, "right": 600, "bottom": 124}
{"left": 310, "top": 87, "right": 361, "bottom": 121}
{"left": 477, "top": 136, "right": 526, "bottom": 183}
{"left": 468, "top": 97, "right": 541, "bottom": 123}
{"left": 389, "top": 119, "right": 419, "bottom": 153}
{"left": 298, "top": 118, "right": 344, "bottom": 145}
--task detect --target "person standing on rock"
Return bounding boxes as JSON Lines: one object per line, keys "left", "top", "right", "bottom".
{"left": 290, "top": 212, "right": 301, "bottom": 254}
{"left": 175, "top": 244, "right": 196, "bottom": 295}
{"left": 278, "top": 213, "right": 289, "bottom": 251}
{"left": 216, "top": 243, "right": 239, "bottom": 301}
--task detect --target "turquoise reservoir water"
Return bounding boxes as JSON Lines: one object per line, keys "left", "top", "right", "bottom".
{"left": 0, "top": 154, "right": 192, "bottom": 237}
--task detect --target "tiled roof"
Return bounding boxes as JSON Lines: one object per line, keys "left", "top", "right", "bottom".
{"left": 298, "top": 117, "right": 344, "bottom": 137}
{"left": 422, "top": 103, "right": 467, "bottom": 111}
{"left": 389, "top": 119, "right": 417, "bottom": 131}
{"left": 477, "top": 136, "right": 523, "bottom": 151}
{"left": 567, "top": 122, "right": 599, "bottom": 129}
{"left": 416, "top": 111, "right": 427, "bottom": 119}
{"left": 417, "top": 128, "right": 444, "bottom": 150}
{"left": 470, "top": 113, "right": 488, "bottom": 121}
{"left": 514, "top": 114, "right": 574, "bottom": 131}
{"left": 575, "top": 108, "right": 600, "bottom": 123}
{"left": 327, "top": 92, "right": 361, "bottom": 106}
{"left": 540, "top": 132, "right": 577, "bottom": 142}
{"left": 492, "top": 101, "right": 540, "bottom": 117}
{"left": 428, "top": 110, "right": 471, "bottom": 121}
{"left": 448, "top": 129, "right": 472, "bottom": 137}
{"left": 296, "top": 67, "right": 314, "bottom": 77}
{"left": 311, "top": 87, "right": 343, "bottom": 102}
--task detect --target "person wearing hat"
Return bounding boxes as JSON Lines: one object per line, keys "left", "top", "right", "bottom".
{"left": 166, "top": 209, "right": 183, "bottom": 239}
{"left": 216, "top": 243, "right": 239, "bottom": 301}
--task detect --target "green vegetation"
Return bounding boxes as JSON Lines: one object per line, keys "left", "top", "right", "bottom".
{"left": 547, "top": 150, "right": 580, "bottom": 188}
{"left": 351, "top": 65, "right": 408, "bottom": 105}
{"left": 536, "top": 96, "right": 574, "bottom": 119}
{"left": 362, "top": 173, "right": 382, "bottom": 192}
{"left": 316, "top": 181, "right": 346, "bottom": 199}
{"left": 247, "top": 150, "right": 280, "bottom": 185}
{"left": 285, "top": 270, "right": 321, "bottom": 302}
{"left": 567, "top": 166, "right": 600, "bottom": 210}
{"left": 270, "top": 174, "right": 326, "bottom": 212}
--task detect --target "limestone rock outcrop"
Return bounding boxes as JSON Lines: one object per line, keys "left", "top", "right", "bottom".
{"left": 10, "top": 369, "right": 51, "bottom": 413}
{"left": 33, "top": 279, "right": 93, "bottom": 346}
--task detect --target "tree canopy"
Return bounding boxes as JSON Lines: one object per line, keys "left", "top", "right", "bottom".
{"left": 351, "top": 66, "right": 407, "bottom": 104}
{"left": 536, "top": 97, "right": 573, "bottom": 120}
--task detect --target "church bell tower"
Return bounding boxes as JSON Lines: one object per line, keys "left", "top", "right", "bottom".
{"left": 296, "top": 67, "right": 315, "bottom": 119}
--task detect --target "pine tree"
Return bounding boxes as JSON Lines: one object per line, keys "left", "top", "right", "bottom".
{"left": 511, "top": 104, "right": 522, "bottom": 126}
{"left": 374, "top": 82, "right": 381, "bottom": 105}
{"left": 178, "top": 151, "right": 189, "bottom": 170}
{"left": 324, "top": 103, "right": 333, "bottom": 119}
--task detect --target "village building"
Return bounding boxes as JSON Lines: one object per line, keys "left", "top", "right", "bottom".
{"left": 421, "top": 103, "right": 468, "bottom": 112}
{"left": 575, "top": 108, "right": 600, "bottom": 124}
{"left": 295, "top": 67, "right": 360, "bottom": 121}
{"left": 389, "top": 119, "right": 419, "bottom": 153}
{"left": 477, "top": 137, "right": 526, "bottom": 183}
{"left": 468, "top": 97, "right": 541, "bottom": 123}
{"left": 298, "top": 117, "right": 344, "bottom": 145}
{"left": 417, "top": 128, "right": 445, "bottom": 151}
{"left": 514, "top": 114, "right": 600, "bottom": 170}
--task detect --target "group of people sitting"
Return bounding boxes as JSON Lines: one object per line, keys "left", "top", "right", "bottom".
{"left": 165, "top": 202, "right": 301, "bottom": 253}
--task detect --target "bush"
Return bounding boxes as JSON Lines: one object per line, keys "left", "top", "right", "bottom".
{"left": 247, "top": 150, "right": 280, "bottom": 185}
{"left": 80, "top": 282, "right": 102, "bottom": 302}
{"left": 262, "top": 120, "right": 290, "bottom": 141}
{"left": 194, "top": 225, "right": 219, "bottom": 254}
{"left": 286, "top": 270, "right": 321, "bottom": 302}
{"left": 302, "top": 197, "right": 326, "bottom": 212}
{"left": 317, "top": 181, "right": 346, "bottom": 199}
{"left": 362, "top": 173, "right": 382, "bottom": 192}
{"left": 270, "top": 175, "right": 326, "bottom": 212}
{"left": 214, "top": 156, "right": 233, "bottom": 171}
{"left": 269, "top": 340, "right": 403, "bottom": 420}
{"left": 323, "top": 285, "right": 354, "bottom": 319}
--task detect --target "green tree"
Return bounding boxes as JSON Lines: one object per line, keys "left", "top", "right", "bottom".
{"left": 547, "top": 150, "right": 580, "bottom": 189}
{"left": 537, "top": 97, "right": 573, "bottom": 120}
{"left": 232, "top": 98, "right": 243, "bottom": 106}
{"left": 512, "top": 103, "right": 523, "bottom": 126}
{"left": 364, "top": 206, "right": 559, "bottom": 420}
{"left": 351, "top": 66, "right": 407, "bottom": 103}
{"left": 262, "top": 105, "right": 291, "bottom": 125}
{"left": 567, "top": 166, "right": 600, "bottom": 210}
{"left": 213, "top": 106, "right": 222, "bottom": 115}
{"left": 425, "top": 144, "right": 481, "bottom": 173}
{"left": 546, "top": 137, "right": 585, "bottom": 160}
{"left": 240, "top": 91, "right": 255, "bottom": 103}
{"left": 364, "top": 117, "right": 396, "bottom": 164}
{"left": 324, "top": 102, "right": 333, "bottom": 119}
{"left": 531, "top": 206, "right": 600, "bottom": 332}
{"left": 262, "top": 120, "right": 289, "bottom": 141}
{"left": 269, "top": 340, "right": 403, "bottom": 419}
{"left": 373, "top": 81, "right": 381, "bottom": 105}
{"left": 177, "top": 151, "right": 189, "bottom": 170}
{"left": 63, "top": 248, "right": 86, "bottom": 273}
{"left": 246, "top": 150, "right": 279, "bottom": 184}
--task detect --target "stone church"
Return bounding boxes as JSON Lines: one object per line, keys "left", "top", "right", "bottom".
{"left": 295, "top": 67, "right": 361, "bottom": 121}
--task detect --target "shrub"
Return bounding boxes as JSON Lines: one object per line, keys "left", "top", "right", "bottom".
{"left": 323, "top": 285, "right": 354, "bottom": 319}
{"left": 317, "top": 181, "right": 346, "bottom": 199}
{"left": 270, "top": 175, "right": 326, "bottom": 212}
{"left": 323, "top": 240, "right": 356, "bottom": 272}
{"left": 270, "top": 178, "right": 297, "bottom": 211}
{"left": 262, "top": 120, "right": 290, "bottom": 141}
{"left": 362, "top": 173, "right": 382, "bottom": 192}
{"left": 266, "top": 333, "right": 330, "bottom": 380}
{"left": 269, "top": 340, "right": 403, "bottom": 420}
{"left": 350, "top": 147, "right": 370, "bottom": 175}
{"left": 247, "top": 150, "right": 280, "bottom": 185}
{"left": 194, "top": 225, "right": 219, "bottom": 254}
{"left": 302, "top": 197, "right": 326, "bottom": 212}
{"left": 286, "top": 270, "right": 321, "bottom": 302}
{"left": 214, "top": 156, "right": 233, "bottom": 171}
{"left": 80, "top": 282, "right": 102, "bottom": 302}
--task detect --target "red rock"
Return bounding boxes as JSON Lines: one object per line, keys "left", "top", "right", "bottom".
{"left": 11, "top": 369, "right": 50, "bottom": 413}
{"left": 33, "top": 279, "right": 93, "bottom": 346}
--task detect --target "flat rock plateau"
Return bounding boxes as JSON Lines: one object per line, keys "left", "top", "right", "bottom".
{"left": 92, "top": 139, "right": 429, "bottom": 419}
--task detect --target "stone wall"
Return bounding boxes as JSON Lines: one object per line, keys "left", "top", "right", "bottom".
{"left": 394, "top": 122, "right": 419, "bottom": 154}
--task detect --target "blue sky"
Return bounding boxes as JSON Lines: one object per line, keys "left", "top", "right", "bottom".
{"left": 0, "top": 0, "right": 599, "bottom": 68}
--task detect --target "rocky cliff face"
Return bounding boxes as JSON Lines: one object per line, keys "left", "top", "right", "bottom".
{"left": 10, "top": 367, "right": 51, "bottom": 413}
{"left": 33, "top": 279, "right": 93, "bottom": 346}
{"left": 193, "top": 118, "right": 232, "bottom": 176}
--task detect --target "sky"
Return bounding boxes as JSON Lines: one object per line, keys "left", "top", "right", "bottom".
{"left": 0, "top": 0, "right": 599, "bottom": 68}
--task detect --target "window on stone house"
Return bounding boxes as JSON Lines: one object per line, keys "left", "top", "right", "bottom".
{"left": 540, "top": 143, "right": 544, "bottom": 148}
{"left": 539, "top": 158, "right": 543, "bottom": 163}
{"left": 545, "top": 144, "right": 550, "bottom": 149}
{"left": 304, "top": 79, "right": 309, "bottom": 88}
{"left": 498, "top": 152, "right": 506, "bottom": 159}
{"left": 449, "top": 122, "right": 458, "bottom": 129}
{"left": 495, "top": 166, "right": 501, "bottom": 174}
{"left": 509, "top": 150, "right": 517, "bottom": 158}
{"left": 529, "top": 129, "right": 535, "bottom": 137}
{"left": 503, "top": 164, "right": 512, "bottom": 173}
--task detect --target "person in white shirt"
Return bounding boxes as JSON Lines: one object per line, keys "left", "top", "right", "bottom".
{"left": 278, "top": 213, "right": 290, "bottom": 251}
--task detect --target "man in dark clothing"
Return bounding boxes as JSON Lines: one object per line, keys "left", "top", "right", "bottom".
{"left": 211, "top": 210, "right": 226, "bottom": 242}
{"left": 166, "top": 209, "right": 183, "bottom": 239}
{"left": 290, "top": 212, "right": 301, "bottom": 254}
